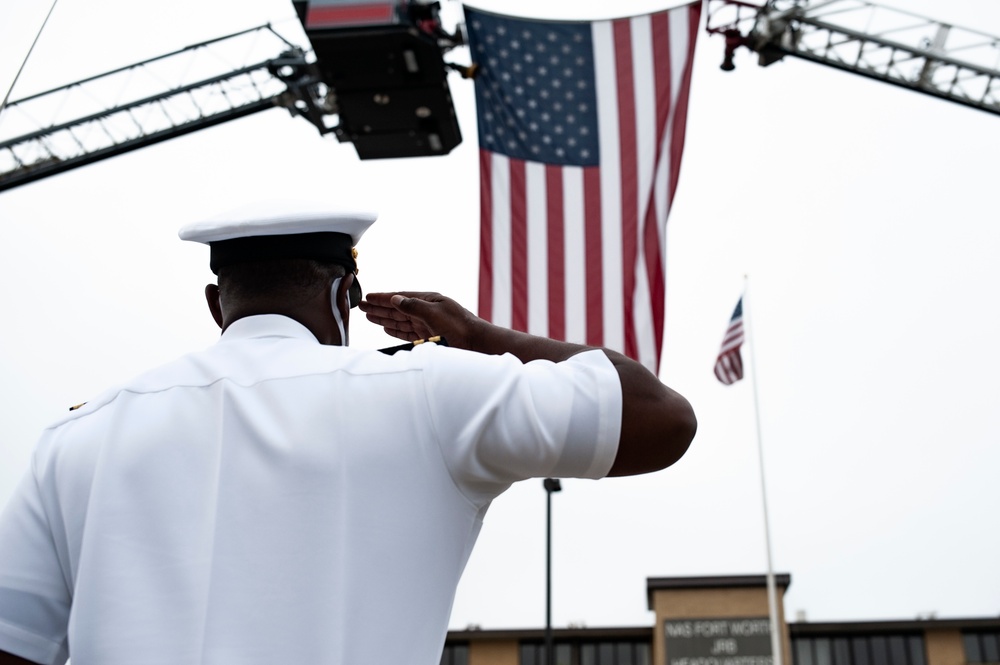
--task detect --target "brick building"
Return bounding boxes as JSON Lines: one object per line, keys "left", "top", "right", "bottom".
{"left": 440, "top": 575, "right": 1000, "bottom": 665}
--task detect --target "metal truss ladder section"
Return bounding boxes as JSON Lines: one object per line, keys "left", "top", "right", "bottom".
{"left": 0, "top": 25, "right": 326, "bottom": 192}
{"left": 708, "top": 0, "right": 1000, "bottom": 117}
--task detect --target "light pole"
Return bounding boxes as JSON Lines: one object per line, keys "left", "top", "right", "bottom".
{"left": 543, "top": 477, "right": 562, "bottom": 665}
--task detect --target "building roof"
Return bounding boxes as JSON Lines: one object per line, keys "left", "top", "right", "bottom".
{"left": 446, "top": 626, "right": 652, "bottom": 641}
{"left": 646, "top": 574, "right": 792, "bottom": 609}
{"left": 791, "top": 617, "right": 1000, "bottom": 634}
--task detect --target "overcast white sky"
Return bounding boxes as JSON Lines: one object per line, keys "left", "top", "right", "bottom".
{"left": 1, "top": 0, "right": 998, "bottom": 632}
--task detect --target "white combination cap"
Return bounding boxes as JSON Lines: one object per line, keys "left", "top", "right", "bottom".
{"left": 178, "top": 200, "right": 378, "bottom": 306}
{"left": 179, "top": 200, "right": 377, "bottom": 246}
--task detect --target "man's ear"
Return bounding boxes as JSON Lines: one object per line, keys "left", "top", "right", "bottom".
{"left": 205, "top": 284, "right": 224, "bottom": 329}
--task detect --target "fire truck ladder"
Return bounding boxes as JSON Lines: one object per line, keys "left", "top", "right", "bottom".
{"left": 706, "top": 0, "right": 1000, "bottom": 117}
{"left": 0, "top": 25, "right": 331, "bottom": 192}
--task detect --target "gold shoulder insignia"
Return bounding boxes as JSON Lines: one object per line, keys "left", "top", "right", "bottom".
{"left": 378, "top": 336, "right": 448, "bottom": 356}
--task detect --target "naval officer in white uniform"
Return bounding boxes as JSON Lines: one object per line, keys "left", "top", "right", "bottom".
{"left": 0, "top": 202, "right": 696, "bottom": 665}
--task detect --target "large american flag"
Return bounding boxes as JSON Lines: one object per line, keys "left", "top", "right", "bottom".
{"left": 714, "top": 297, "right": 745, "bottom": 385}
{"left": 466, "top": 2, "right": 701, "bottom": 372}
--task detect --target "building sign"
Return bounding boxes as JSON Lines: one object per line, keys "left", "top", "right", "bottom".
{"left": 665, "top": 618, "right": 773, "bottom": 665}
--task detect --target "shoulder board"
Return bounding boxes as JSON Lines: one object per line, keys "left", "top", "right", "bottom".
{"left": 378, "top": 336, "right": 448, "bottom": 356}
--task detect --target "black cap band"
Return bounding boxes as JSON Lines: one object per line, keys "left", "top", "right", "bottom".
{"left": 209, "top": 232, "right": 358, "bottom": 274}
{"left": 210, "top": 231, "right": 363, "bottom": 307}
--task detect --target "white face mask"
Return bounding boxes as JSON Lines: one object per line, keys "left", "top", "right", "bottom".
{"left": 330, "top": 277, "right": 347, "bottom": 346}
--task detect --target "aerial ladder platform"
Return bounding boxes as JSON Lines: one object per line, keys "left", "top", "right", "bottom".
{"left": 1, "top": 0, "right": 998, "bottom": 193}
{"left": 705, "top": 0, "right": 1000, "bottom": 117}
{"left": 0, "top": 26, "right": 325, "bottom": 192}
{"left": 0, "top": 0, "right": 467, "bottom": 192}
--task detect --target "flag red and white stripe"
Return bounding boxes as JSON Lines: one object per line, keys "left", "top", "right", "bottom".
{"left": 714, "top": 297, "right": 745, "bottom": 385}
{"left": 470, "top": 2, "right": 701, "bottom": 372}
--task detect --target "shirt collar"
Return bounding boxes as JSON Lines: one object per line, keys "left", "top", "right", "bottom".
{"left": 219, "top": 314, "right": 319, "bottom": 344}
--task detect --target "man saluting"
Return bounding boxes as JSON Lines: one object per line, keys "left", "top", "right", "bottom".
{"left": 0, "top": 202, "right": 696, "bottom": 665}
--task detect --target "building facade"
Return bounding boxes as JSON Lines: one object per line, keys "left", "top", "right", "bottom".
{"left": 442, "top": 575, "right": 1000, "bottom": 665}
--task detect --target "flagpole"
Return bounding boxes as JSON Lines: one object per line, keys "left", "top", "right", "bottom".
{"left": 742, "top": 275, "right": 783, "bottom": 665}
{"left": 0, "top": 0, "right": 60, "bottom": 118}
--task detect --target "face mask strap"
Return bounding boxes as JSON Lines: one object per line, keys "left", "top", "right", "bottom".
{"left": 330, "top": 277, "right": 347, "bottom": 346}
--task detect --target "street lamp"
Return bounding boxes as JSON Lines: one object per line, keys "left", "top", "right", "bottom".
{"left": 543, "top": 477, "right": 562, "bottom": 665}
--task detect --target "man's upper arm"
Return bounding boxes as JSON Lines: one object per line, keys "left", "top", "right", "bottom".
{"left": 424, "top": 348, "right": 621, "bottom": 500}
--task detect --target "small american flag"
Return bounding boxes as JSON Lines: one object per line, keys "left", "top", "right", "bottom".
{"left": 714, "top": 297, "right": 745, "bottom": 385}
{"left": 466, "top": 3, "right": 701, "bottom": 372}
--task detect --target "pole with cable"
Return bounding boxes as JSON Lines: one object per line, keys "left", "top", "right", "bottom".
{"left": 742, "top": 276, "right": 783, "bottom": 665}
{"left": 543, "top": 477, "right": 562, "bottom": 665}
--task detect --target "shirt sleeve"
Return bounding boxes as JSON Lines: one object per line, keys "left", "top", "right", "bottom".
{"left": 0, "top": 458, "right": 72, "bottom": 665}
{"left": 420, "top": 348, "right": 622, "bottom": 504}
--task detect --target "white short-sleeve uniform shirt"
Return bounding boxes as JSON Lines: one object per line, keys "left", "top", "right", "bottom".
{"left": 0, "top": 315, "right": 621, "bottom": 665}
